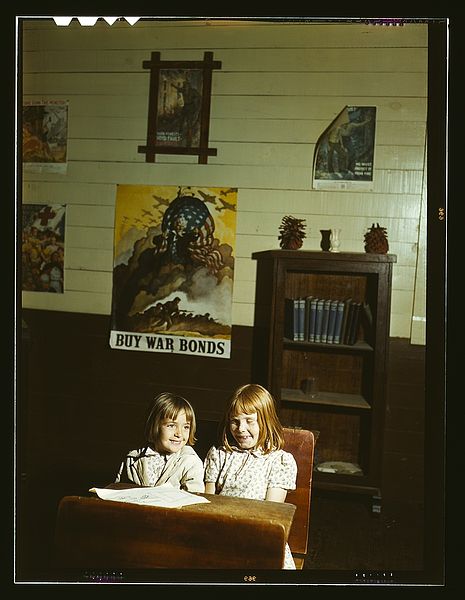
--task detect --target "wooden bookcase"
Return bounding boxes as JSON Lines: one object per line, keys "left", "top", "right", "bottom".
{"left": 251, "top": 250, "right": 397, "bottom": 512}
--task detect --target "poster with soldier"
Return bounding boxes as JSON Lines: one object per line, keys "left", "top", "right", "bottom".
{"left": 313, "top": 106, "right": 376, "bottom": 190}
{"left": 109, "top": 185, "right": 237, "bottom": 358}
{"left": 156, "top": 69, "right": 203, "bottom": 148}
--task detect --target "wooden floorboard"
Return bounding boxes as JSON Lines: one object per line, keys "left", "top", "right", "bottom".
{"left": 304, "top": 492, "right": 424, "bottom": 572}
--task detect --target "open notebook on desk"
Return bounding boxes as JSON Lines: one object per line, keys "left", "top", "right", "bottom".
{"left": 89, "top": 483, "right": 210, "bottom": 508}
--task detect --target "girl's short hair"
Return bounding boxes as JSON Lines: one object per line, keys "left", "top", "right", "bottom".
{"left": 220, "top": 384, "right": 284, "bottom": 454}
{"left": 145, "top": 392, "right": 197, "bottom": 451}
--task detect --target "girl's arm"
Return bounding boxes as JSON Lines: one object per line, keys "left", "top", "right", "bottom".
{"left": 204, "top": 482, "right": 216, "bottom": 494}
{"left": 203, "top": 446, "right": 221, "bottom": 495}
{"left": 266, "top": 450, "right": 297, "bottom": 502}
{"left": 183, "top": 455, "right": 205, "bottom": 493}
{"left": 265, "top": 487, "right": 287, "bottom": 502}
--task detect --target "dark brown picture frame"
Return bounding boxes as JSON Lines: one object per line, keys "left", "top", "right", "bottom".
{"left": 138, "top": 52, "right": 222, "bottom": 164}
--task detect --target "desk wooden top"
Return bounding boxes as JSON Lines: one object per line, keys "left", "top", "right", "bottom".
{"left": 188, "top": 493, "right": 295, "bottom": 538}
{"left": 105, "top": 482, "right": 295, "bottom": 533}
{"left": 98, "top": 484, "right": 296, "bottom": 540}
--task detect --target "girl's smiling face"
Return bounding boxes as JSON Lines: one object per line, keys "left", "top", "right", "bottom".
{"left": 229, "top": 412, "right": 260, "bottom": 450}
{"left": 158, "top": 409, "right": 191, "bottom": 454}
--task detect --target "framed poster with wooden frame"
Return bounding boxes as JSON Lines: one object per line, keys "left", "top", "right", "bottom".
{"left": 138, "top": 52, "right": 222, "bottom": 164}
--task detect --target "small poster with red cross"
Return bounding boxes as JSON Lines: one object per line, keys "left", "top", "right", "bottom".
{"left": 21, "top": 204, "right": 66, "bottom": 293}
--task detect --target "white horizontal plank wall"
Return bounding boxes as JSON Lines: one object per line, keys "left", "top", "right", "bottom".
{"left": 21, "top": 18, "right": 428, "bottom": 342}
{"left": 410, "top": 148, "right": 427, "bottom": 345}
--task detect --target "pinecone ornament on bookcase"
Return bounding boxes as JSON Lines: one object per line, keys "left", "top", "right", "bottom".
{"left": 364, "top": 223, "right": 389, "bottom": 254}
{"left": 278, "top": 215, "right": 307, "bottom": 250}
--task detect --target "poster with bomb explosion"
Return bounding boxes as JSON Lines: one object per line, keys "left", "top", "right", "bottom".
{"left": 109, "top": 185, "right": 237, "bottom": 358}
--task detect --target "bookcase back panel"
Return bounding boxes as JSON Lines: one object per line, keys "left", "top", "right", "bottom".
{"left": 282, "top": 349, "right": 363, "bottom": 394}
{"left": 285, "top": 272, "right": 367, "bottom": 303}
{"left": 280, "top": 407, "right": 361, "bottom": 465}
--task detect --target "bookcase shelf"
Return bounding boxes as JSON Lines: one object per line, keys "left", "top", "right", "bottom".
{"left": 281, "top": 388, "right": 371, "bottom": 410}
{"left": 283, "top": 339, "right": 374, "bottom": 352}
{"left": 251, "top": 250, "right": 396, "bottom": 511}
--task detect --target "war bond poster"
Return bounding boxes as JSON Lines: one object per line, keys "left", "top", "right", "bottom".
{"left": 109, "top": 185, "right": 237, "bottom": 358}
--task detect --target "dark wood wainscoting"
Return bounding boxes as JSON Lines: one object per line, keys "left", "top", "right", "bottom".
{"left": 16, "top": 309, "right": 426, "bottom": 579}
{"left": 19, "top": 309, "right": 254, "bottom": 483}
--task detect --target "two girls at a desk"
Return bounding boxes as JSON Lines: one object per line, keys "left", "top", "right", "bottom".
{"left": 116, "top": 384, "right": 298, "bottom": 569}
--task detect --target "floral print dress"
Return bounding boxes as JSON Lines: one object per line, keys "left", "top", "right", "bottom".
{"left": 204, "top": 445, "right": 298, "bottom": 569}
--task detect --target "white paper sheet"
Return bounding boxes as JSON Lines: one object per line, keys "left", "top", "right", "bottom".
{"left": 89, "top": 483, "right": 210, "bottom": 508}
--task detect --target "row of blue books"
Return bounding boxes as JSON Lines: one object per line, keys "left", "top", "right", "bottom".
{"left": 284, "top": 296, "right": 370, "bottom": 345}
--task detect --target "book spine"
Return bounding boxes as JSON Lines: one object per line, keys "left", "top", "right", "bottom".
{"left": 333, "top": 300, "right": 345, "bottom": 344}
{"left": 348, "top": 302, "right": 362, "bottom": 345}
{"left": 298, "top": 298, "right": 305, "bottom": 341}
{"left": 340, "top": 298, "right": 353, "bottom": 345}
{"left": 293, "top": 299, "right": 300, "bottom": 341}
{"left": 314, "top": 299, "right": 325, "bottom": 343}
{"left": 344, "top": 300, "right": 355, "bottom": 344}
{"left": 304, "top": 296, "right": 313, "bottom": 341}
{"left": 320, "top": 299, "right": 331, "bottom": 343}
{"left": 308, "top": 297, "right": 318, "bottom": 342}
{"left": 326, "top": 299, "right": 339, "bottom": 344}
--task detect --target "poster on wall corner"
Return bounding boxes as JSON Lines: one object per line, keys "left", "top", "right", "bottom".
{"left": 312, "top": 106, "right": 376, "bottom": 191}
{"left": 109, "top": 184, "right": 237, "bottom": 359}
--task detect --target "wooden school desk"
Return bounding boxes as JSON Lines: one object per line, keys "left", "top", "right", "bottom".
{"left": 54, "top": 491, "right": 296, "bottom": 570}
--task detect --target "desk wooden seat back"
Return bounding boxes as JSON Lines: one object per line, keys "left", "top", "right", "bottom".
{"left": 282, "top": 427, "right": 315, "bottom": 567}
{"left": 54, "top": 492, "right": 296, "bottom": 570}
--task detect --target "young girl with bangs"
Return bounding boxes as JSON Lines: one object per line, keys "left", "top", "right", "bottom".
{"left": 115, "top": 392, "right": 204, "bottom": 493}
{"left": 204, "top": 383, "right": 298, "bottom": 569}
